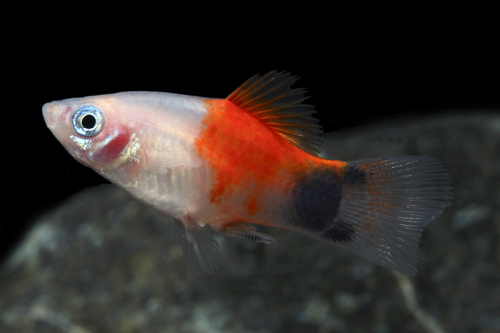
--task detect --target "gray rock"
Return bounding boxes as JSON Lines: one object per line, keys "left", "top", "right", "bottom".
{"left": 1, "top": 113, "right": 499, "bottom": 332}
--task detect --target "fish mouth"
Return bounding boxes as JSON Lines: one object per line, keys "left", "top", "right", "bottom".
{"left": 42, "top": 101, "right": 73, "bottom": 130}
{"left": 42, "top": 102, "right": 57, "bottom": 129}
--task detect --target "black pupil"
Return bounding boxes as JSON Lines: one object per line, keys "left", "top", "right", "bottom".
{"left": 82, "top": 114, "right": 96, "bottom": 129}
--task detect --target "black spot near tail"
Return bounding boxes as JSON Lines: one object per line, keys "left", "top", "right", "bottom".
{"left": 344, "top": 165, "right": 367, "bottom": 185}
{"left": 323, "top": 220, "right": 356, "bottom": 242}
{"left": 290, "top": 166, "right": 343, "bottom": 232}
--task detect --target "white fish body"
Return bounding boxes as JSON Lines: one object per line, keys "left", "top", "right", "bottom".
{"left": 44, "top": 92, "right": 213, "bottom": 221}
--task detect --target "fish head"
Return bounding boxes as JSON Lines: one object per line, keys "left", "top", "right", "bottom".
{"left": 42, "top": 95, "right": 132, "bottom": 169}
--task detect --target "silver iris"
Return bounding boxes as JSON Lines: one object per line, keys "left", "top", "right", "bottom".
{"left": 72, "top": 105, "right": 104, "bottom": 137}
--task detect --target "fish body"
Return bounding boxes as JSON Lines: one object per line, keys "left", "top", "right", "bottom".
{"left": 43, "top": 72, "right": 452, "bottom": 275}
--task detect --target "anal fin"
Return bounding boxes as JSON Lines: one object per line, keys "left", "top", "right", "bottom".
{"left": 218, "top": 222, "right": 276, "bottom": 244}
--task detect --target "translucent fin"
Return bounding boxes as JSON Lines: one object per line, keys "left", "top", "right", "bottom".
{"left": 218, "top": 222, "right": 276, "bottom": 244}
{"left": 175, "top": 220, "right": 221, "bottom": 275}
{"left": 227, "top": 71, "right": 323, "bottom": 156}
{"left": 322, "top": 156, "right": 453, "bottom": 276}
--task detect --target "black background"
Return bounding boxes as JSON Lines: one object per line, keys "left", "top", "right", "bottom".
{"left": 4, "top": 10, "right": 499, "bottom": 265}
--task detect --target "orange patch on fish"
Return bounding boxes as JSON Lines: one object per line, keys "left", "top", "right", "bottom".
{"left": 194, "top": 99, "right": 309, "bottom": 214}
{"left": 247, "top": 193, "right": 258, "bottom": 215}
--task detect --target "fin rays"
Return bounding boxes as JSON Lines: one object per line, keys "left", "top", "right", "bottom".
{"left": 325, "top": 156, "right": 453, "bottom": 275}
{"left": 218, "top": 222, "right": 276, "bottom": 244}
{"left": 227, "top": 71, "right": 323, "bottom": 156}
{"left": 175, "top": 220, "right": 221, "bottom": 275}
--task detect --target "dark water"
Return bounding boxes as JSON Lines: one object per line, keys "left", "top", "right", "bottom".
{"left": 1, "top": 113, "right": 499, "bottom": 332}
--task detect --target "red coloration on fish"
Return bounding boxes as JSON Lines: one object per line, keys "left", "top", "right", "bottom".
{"left": 246, "top": 193, "right": 258, "bottom": 216}
{"left": 195, "top": 99, "right": 309, "bottom": 212}
{"left": 91, "top": 127, "right": 129, "bottom": 164}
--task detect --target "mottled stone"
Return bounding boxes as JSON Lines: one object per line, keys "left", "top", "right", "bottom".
{"left": 1, "top": 113, "right": 499, "bottom": 332}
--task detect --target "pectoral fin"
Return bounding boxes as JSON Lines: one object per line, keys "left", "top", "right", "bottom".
{"left": 175, "top": 220, "right": 221, "bottom": 275}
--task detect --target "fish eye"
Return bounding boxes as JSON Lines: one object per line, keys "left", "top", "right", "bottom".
{"left": 72, "top": 105, "right": 104, "bottom": 137}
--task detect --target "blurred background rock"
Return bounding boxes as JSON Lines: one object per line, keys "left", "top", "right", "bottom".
{"left": 2, "top": 113, "right": 498, "bottom": 332}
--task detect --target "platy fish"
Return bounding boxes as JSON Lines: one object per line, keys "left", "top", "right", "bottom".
{"left": 42, "top": 71, "right": 452, "bottom": 276}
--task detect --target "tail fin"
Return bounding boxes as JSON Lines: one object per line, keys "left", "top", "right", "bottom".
{"left": 323, "top": 156, "right": 452, "bottom": 275}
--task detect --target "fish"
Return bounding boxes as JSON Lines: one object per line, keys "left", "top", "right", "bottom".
{"left": 42, "top": 71, "right": 452, "bottom": 276}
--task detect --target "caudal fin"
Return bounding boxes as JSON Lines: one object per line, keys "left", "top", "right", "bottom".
{"left": 322, "top": 156, "right": 452, "bottom": 276}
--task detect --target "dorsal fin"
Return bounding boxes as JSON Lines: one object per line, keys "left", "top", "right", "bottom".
{"left": 226, "top": 71, "right": 323, "bottom": 156}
